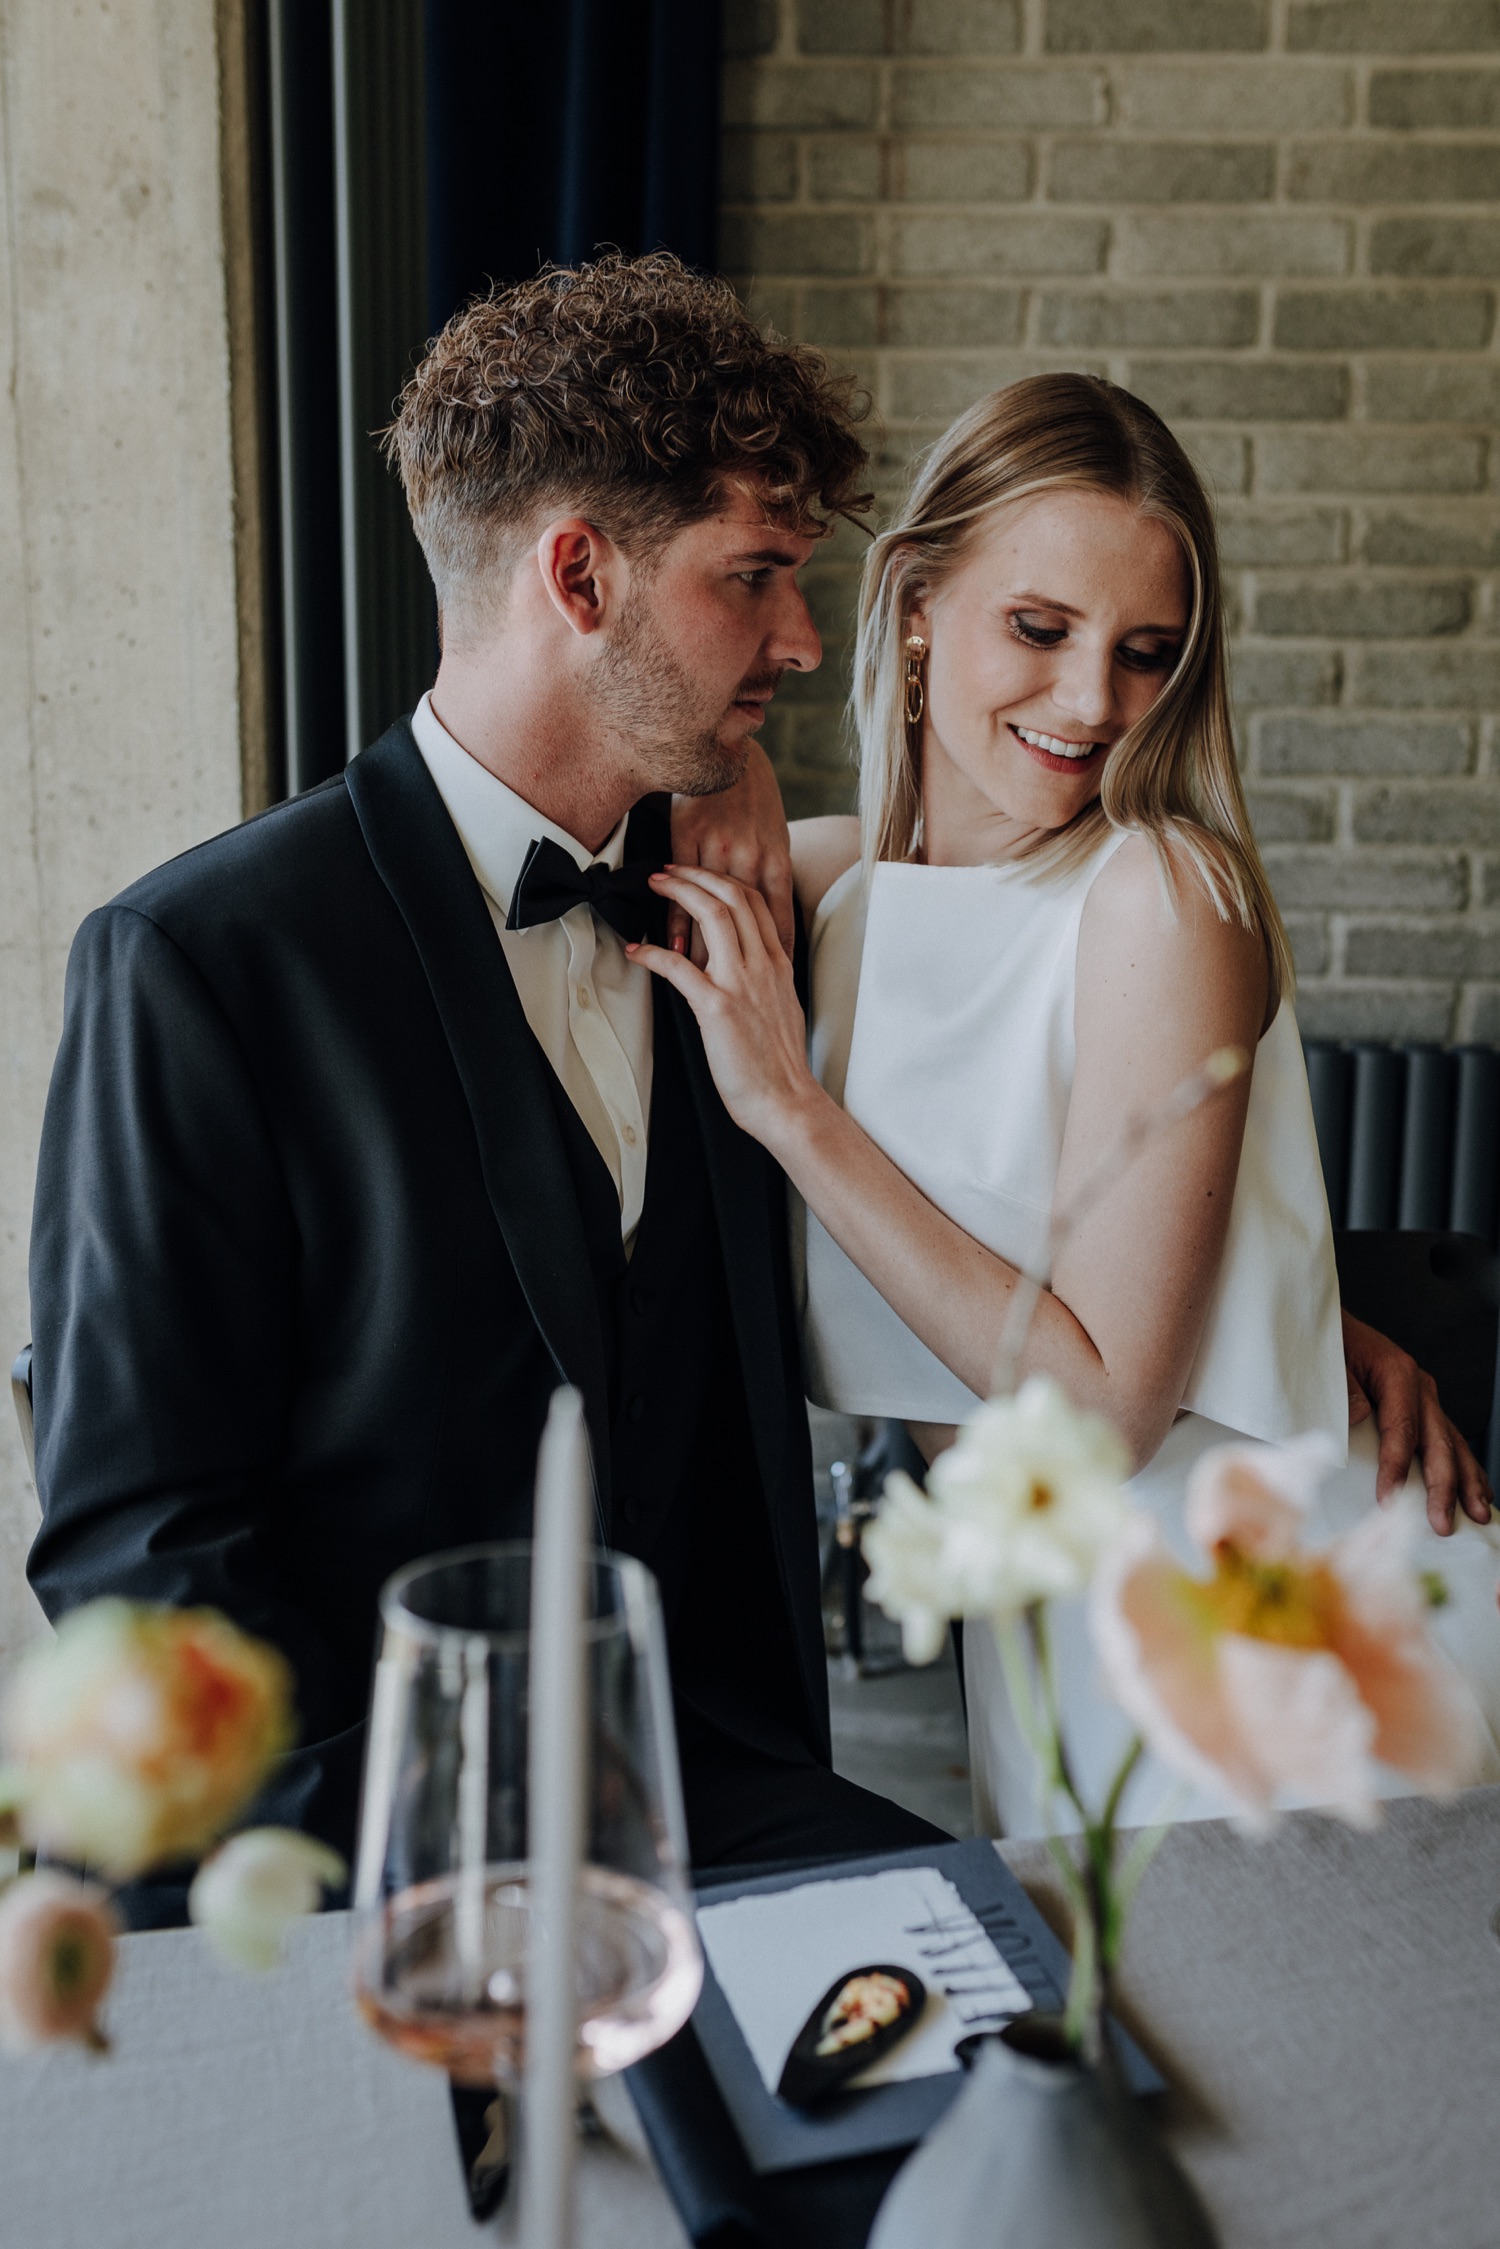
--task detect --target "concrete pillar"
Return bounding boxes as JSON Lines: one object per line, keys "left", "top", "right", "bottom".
{"left": 0, "top": 0, "right": 255, "bottom": 1666}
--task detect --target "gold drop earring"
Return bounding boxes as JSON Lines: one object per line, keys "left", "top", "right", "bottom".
{"left": 903, "top": 634, "right": 927, "bottom": 726}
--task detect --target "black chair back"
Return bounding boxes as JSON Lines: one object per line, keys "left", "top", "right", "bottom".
{"left": 1333, "top": 1231, "right": 1499, "bottom": 1457}
{"left": 1307, "top": 1037, "right": 1500, "bottom": 1486}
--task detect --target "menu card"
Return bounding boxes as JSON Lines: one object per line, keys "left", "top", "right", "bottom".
{"left": 684, "top": 1838, "right": 1161, "bottom": 2174}
{"left": 699, "top": 1863, "right": 1030, "bottom": 2095}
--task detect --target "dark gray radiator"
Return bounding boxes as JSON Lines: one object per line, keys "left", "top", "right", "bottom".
{"left": 1303, "top": 1043, "right": 1500, "bottom": 1245}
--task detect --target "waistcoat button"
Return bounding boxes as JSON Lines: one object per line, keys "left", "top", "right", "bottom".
{"left": 621, "top": 1498, "right": 642, "bottom": 1527}
{"left": 627, "top": 1393, "right": 645, "bottom": 1423}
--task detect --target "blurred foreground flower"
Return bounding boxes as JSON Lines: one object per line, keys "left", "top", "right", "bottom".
{"left": 189, "top": 1828, "right": 345, "bottom": 1971}
{"left": 1093, "top": 1435, "right": 1486, "bottom": 1830}
{"left": 863, "top": 1376, "right": 1130, "bottom": 1662}
{"left": 0, "top": 1601, "right": 293, "bottom": 1878}
{"left": 0, "top": 1872, "right": 116, "bottom": 2053}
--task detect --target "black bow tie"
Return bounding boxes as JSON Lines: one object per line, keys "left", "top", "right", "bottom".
{"left": 505, "top": 835, "right": 661, "bottom": 943}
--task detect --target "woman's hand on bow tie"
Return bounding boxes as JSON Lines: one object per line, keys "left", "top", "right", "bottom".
{"left": 628, "top": 866, "right": 823, "bottom": 1153}
{"left": 668, "top": 742, "right": 795, "bottom": 964}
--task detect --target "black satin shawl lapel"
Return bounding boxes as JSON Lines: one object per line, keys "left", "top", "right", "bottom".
{"left": 637, "top": 781, "right": 793, "bottom": 1521}
{"left": 623, "top": 791, "right": 672, "bottom": 941}
{"left": 345, "top": 722, "right": 612, "bottom": 1509}
{"left": 629, "top": 794, "right": 791, "bottom": 1486}
{"left": 669, "top": 998, "right": 795, "bottom": 1544}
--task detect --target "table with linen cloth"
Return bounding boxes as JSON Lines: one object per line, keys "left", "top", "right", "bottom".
{"left": 5, "top": 1788, "right": 1500, "bottom": 2248}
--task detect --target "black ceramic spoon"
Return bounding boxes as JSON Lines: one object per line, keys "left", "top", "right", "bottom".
{"left": 777, "top": 1963, "right": 926, "bottom": 2107}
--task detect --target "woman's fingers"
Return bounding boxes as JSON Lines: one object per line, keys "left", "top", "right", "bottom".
{"left": 649, "top": 867, "right": 774, "bottom": 979}
{"left": 652, "top": 865, "right": 785, "bottom": 966}
{"left": 737, "top": 875, "right": 788, "bottom": 959}
{"left": 626, "top": 939, "right": 713, "bottom": 1013}
{"left": 712, "top": 833, "right": 794, "bottom": 959}
{"left": 668, "top": 742, "right": 795, "bottom": 960}
{"left": 1418, "top": 1372, "right": 1493, "bottom": 1529}
{"left": 647, "top": 873, "right": 747, "bottom": 977}
{"left": 1456, "top": 1433, "right": 1494, "bottom": 1526}
{"left": 1411, "top": 1382, "right": 1459, "bottom": 1534}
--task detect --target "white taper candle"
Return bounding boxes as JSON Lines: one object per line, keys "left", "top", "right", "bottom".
{"left": 521, "top": 1387, "right": 592, "bottom": 2249}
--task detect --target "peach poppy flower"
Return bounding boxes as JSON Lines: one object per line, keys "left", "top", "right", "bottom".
{"left": 1092, "top": 1435, "right": 1486, "bottom": 1830}
{"left": 0, "top": 1872, "right": 117, "bottom": 2052}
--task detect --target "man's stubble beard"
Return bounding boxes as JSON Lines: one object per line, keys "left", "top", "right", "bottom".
{"left": 588, "top": 586, "right": 773, "bottom": 798}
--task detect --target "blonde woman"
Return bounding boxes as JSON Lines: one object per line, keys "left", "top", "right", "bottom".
{"left": 633, "top": 375, "right": 1495, "bottom": 1831}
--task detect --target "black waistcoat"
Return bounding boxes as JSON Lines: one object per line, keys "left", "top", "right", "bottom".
{"left": 542, "top": 978, "right": 811, "bottom": 1762}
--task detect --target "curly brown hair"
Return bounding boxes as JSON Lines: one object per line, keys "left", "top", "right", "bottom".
{"left": 387, "top": 252, "right": 872, "bottom": 622}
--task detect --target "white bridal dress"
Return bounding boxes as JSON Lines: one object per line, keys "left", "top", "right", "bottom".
{"left": 800, "top": 835, "right": 1500, "bottom": 1834}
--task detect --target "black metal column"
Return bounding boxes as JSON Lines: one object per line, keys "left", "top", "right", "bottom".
{"left": 266, "top": 0, "right": 434, "bottom": 790}
{"left": 331, "top": 0, "right": 435, "bottom": 764}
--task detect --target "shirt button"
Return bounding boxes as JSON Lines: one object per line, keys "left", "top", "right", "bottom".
{"left": 628, "top": 1394, "right": 645, "bottom": 1424}
{"left": 575, "top": 985, "right": 591, "bottom": 1008}
{"left": 621, "top": 1124, "right": 637, "bottom": 1147}
{"left": 621, "top": 1498, "right": 642, "bottom": 1528}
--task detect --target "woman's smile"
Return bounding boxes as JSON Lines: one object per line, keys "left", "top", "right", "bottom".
{"left": 906, "top": 488, "right": 1191, "bottom": 862}
{"left": 1008, "top": 721, "right": 1112, "bottom": 774}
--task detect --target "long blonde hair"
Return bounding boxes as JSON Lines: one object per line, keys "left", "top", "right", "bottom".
{"left": 852, "top": 373, "right": 1292, "bottom": 1006}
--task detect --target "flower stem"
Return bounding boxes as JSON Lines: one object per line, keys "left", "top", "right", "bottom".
{"left": 1023, "top": 1607, "right": 1107, "bottom": 2060}
{"left": 992, "top": 1614, "right": 1052, "bottom": 1777}
{"left": 1100, "top": 1735, "right": 1143, "bottom": 1842}
{"left": 994, "top": 1619, "right": 1158, "bottom": 2063}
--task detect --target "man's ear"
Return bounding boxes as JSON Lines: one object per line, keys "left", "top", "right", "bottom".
{"left": 534, "top": 516, "right": 621, "bottom": 638}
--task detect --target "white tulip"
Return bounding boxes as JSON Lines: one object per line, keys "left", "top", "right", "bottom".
{"left": 189, "top": 1828, "right": 345, "bottom": 1972}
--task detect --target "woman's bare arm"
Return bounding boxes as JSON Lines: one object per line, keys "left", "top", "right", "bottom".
{"left": 633, "top": 840, "right": 1264, "bottom": 1466}
{"left": 1048, "top": 837, "right": 1265, "bottom": 1455}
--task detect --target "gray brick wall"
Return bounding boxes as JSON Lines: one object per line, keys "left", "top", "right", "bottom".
{"left": 721, "top": 0, "right": 1500, "bottom": 1041}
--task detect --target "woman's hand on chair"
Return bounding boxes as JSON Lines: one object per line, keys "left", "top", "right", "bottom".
{"left": 1343, "top": 1309, "right": 1492, "bottom": 1534}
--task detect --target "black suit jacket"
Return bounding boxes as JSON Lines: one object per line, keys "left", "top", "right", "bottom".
{"left": 27, "top": 721, "right": 829, "bottom": 1847}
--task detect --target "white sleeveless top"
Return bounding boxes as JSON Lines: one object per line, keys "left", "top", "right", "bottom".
{"left": 800, "top": 835, "right": 1347, "bottom": 1450}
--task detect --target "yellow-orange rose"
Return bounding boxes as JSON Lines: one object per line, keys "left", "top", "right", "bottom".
{"left": 1, "top": 1601, "right": 294, "bottom": 1878}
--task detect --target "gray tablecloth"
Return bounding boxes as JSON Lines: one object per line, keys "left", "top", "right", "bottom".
{"left": 0, "top": 1904, "right": 688, "bottom": 2249}
{"left": 1003, "top": 1785, "right": 1500, "bottom": 2249}
{"left": 6, "top": 1788, "right": 1500, "bottom": 2245}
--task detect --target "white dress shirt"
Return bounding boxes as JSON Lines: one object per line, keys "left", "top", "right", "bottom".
{"left": 410, "top": 691, "right": 653, "bottom": 1243}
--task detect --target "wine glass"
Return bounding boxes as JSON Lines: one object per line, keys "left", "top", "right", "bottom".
{"left": 350, "top": 1542, "right": 702, "bottom": 2091}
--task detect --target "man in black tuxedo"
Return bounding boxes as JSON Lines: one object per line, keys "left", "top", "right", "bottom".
{"left": 26, "top": 254, "right": 947, "bottom": 1882}
{"left": 25, "top": 255, "right": 1489, "bottom": 1897}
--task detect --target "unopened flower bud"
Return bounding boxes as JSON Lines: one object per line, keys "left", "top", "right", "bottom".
{"left": 0, "top": 1872, "right": 117, "bottom": 2052}
{"left": 189, "top": 1828, "right": 345, "bottom": 1972}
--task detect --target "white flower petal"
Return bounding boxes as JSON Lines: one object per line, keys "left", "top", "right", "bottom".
{"left": 189, "top": 1829, "right": 346, "bottom": 1973}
